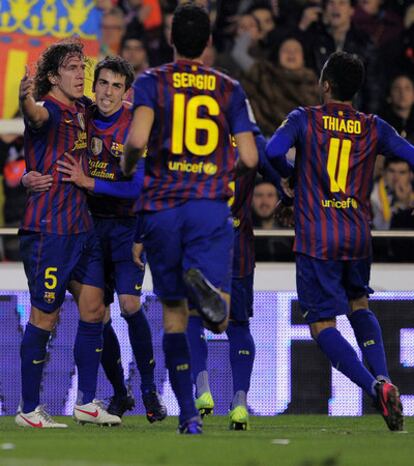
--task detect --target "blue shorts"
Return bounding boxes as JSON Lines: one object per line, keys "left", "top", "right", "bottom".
{"left": 296, "top": 253, "right": 374, "bottom": 324}
{"left": 230, "top": 273, "right": 254, "bottom": 322}
{"left": 93, "top": 217, "right": 145, "bottom": 307}
{"left": 19, "top": 229, "right": 104, "bottom": 313}
{"left": 142, "top": 200, "right": 234, "bottom": 300}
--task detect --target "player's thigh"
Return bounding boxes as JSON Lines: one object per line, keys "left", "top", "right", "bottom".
{"left": 230, "top": 273, "right": 254, "bottom": 323}
{"left": 114, "top": 260, "right": 144, "bottom": 313}
{"left": 70, "top": 280, "right": 105, "bottom": 323}
{"left": 142, "top": 209, "right": 186, "bottom": 300}
{"left": 71, "top": 229, "right": 104, "bottom": 291}
{"left": 344, "top": 258, "right": 374, "bottom": 310}
{"left": 19, "top": 231, "right": 82, "bottom": 313}
{"left": 295, "top": 253, "right": 349, "bottom": 324}
{"left": 183, "top": 200, "right": 234, "bottom": 294}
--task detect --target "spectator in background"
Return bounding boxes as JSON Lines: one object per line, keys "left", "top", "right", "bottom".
{"left": 252, "top": 179, "right": 294, "bottom": 261}
{"left": 370, "top": 157, "right": 414, "bottom": 230}
{"left": 0, "top": 134, "right": 26, "bottom": 261}
{"left": 242, "top": 35, "right": 319, "bottom": 136}
{"left": 380, "top": 74, "right": 414, "bottom": 143}
{"left": 146, "top": 9, "right": 174, "bottom": 66}
{"left": 300, "top": 0, "right": 382, "bottom": 113}
{"left": 120, "top": 33, "right": 149, "bottom": 77}
{"left": 215, "top": 11, "right": 262, "bottom": 79}
{"left": 101, "top": 7, "right": 126, "bottom": 57}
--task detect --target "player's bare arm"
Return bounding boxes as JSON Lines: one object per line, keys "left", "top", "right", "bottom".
{"left": 57, "top": 152, "right": 95, "bottom": 191}
{"left": 234, "top": 132, "right": 258, "bottom": 169}
{"left": 122, "top": 106, "right": 154, "bottom": 176}
{"left": 19, "top": 65, "right": 49, "bottom": 129}
{"left": 21, "top": 171, "right": 53, "bottom": 192}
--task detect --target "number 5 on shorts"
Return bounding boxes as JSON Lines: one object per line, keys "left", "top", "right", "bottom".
{"left": 44, "top": 267, "right": 58, "bottom": 290}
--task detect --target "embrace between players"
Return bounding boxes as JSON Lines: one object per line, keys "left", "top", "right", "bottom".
{"left": 16, "top": 3, "right": 414, "bottom": 434}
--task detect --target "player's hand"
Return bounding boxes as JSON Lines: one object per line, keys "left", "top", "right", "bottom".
{"left": 274, "top": 200, "right": 294, "bottom": 227}
{"left": 22, "top": 171, "right": 53, "bottom": 192}
{"left": 57, "top": 153, "right": 94, "bottom": 190}
{"left": 280, "top": 177, "right": 294, "bottom": 199}
{"left": 132, "top": 242, "right": 145, "bottom": 270}
{"left": 19, "top": 65, "right": 34, "bottom": 102}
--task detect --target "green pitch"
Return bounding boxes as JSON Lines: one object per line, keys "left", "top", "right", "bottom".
{"left": 0, "top": 415, "right": 413, "bottom": 466}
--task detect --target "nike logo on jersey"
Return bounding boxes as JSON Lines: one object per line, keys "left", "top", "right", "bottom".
{"left": 32, "top": 359, "right": 46, "bottom": 365}
{"left": 19, "top": 415, "right": 43, "bottom": 428}
{"left": 135, "top": 284, "right": 142, "bottom": 291}
{"left": 64, "top": 119, "right": 73, "bottom": 124}
{"left": 95, "top": 348, "right": 103, "bottom": 353}
{"left": 75, "top": 408, "right": 99, "bottom": 418}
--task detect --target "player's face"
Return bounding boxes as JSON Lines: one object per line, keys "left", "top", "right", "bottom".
{"left": 390, "top": 77, "right": 414, "bottom": 111}
{"left": 278, "top": 39, "right": 304, "bottom": 71}
{"left": 53, "top": 55, "right": 85, "bottom": 103}
{"left": 121, "top": 39, "right": 148, "bottom": 74}
{"left": 252, "top": 183, "right": 279, "bottom": 220}
{"left": 325, "top": 0, "right": 354, "bottom": 29}
{"left": 94, "top": 68, "right": 126, "bottom": 116}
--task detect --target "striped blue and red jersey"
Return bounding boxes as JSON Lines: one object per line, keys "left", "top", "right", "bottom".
{"left": 22, "top": 95, "right": 93, "bottom": 234}
{"left": 86, "top": 103, "right": 140, "bottom": 218}
{"left": 232, "top": 130, "right": 282, "bottom": 277}
{"left": 267, "top": 103, "right": 414, "bottom": 260}
{"left": 131, "top": 59, "right": 254, "bottom": 211}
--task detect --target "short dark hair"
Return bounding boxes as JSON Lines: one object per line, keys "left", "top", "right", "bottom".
{"left": 34, "top": 39, "right": 84, "bottom": 100}
{"left": 93, "top": 56, "right": 135, "bottom": 92}
{"left": 384, "top": 156, "right": 411, "bottom": 170}
{"left": 321, "top": 51, "right": 365, "bottom": 101}
{"left": 322, "top": 0, "right": 356, "bottom": 8}
{"left": 171, "top": 3, "right": 210, "bottom": 59}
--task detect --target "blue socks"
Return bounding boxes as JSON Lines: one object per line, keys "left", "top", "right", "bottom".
{"left": 187, "top": 315, "right": 208, "bottom": 395}
{"left": 317, "top": 327, "right": 377, "bottom": 397}
{"left": 20, "top": 323, "right": 50, "bottom": 413}
{"left": 102, "top": 319, "right": 127, "bottom": 398}
{"left": 226, "top": 321, "right": 255, "bottom": 396}
{"left": 348, "top": 309, "right": 389, "bottom": 381}
{"left": 163, "top": 333, "right": 198, "bottom": 423}
{"left": 122, "top": 309, "right": 156, "bottom": 393}
{"left": 74, "top": 320, "right": 103, "bottom": 404}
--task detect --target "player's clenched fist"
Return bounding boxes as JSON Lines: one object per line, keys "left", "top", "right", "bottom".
{"left": 19, "top": 65, "right": 34, "bottom": 102}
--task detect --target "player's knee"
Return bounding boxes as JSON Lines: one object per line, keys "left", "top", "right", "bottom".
{"left": 82, "top": 301, "right": 105, "bottom": 323}
{"left": 119, "top": 295, "right": 141, "bottom": 315}
{"left": 310, "top": 319, "right": 336, "bottom": 340}
{"left": 349, "top": 296, "right": 369, "bottom": 313}
{"left": 29, "top": 306, "right": 59, "bottom": 331}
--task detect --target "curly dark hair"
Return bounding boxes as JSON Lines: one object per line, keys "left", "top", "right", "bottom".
{"left": 34, "top": 39, "right": 85, "bottom": 100}
{"left": 93, "top": 56, "right": 135, "bottom": 92}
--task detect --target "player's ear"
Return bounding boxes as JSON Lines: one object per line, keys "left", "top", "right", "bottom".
{"left": 47, "top": 72, "right": 58, "bottom": 85}
{"left": 322, "top": 80, "right": 330, "bottom": 94}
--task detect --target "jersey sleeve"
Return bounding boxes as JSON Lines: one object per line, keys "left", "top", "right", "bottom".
{"left": 132, "top": 71, "right": 157, "bottom": 111}
{"left": 93, "top": 160, "right": 144, "bottom": 199}
{"left": 25, "top": 100, "right": 61, "bottom": 134}
{"left": 226, "top": 81, "right": 255, "bottom": 135}
{"left": 376, "top": 117, "right": 414, "bottom": 169}
{"left": 265, "top": 107, "right": 304, "bottom": 177}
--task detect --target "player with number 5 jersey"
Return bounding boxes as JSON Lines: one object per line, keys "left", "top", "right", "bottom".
{"left": 122, "top": 4, "right": 258, "bottom": 434}
{"left": 267, "top": 51, "right": 414, "bottom": 432}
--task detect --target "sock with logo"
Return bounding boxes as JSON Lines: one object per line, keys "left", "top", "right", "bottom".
{"left": 74, "top": 320, "right": 103, "bottom": 405}
{"left": 348, "top": 309, "right": 390, "bottom": 380}
{"left": 163, "top": 332, "right": 198, "bottom": 423}
{"left": 317, "top": 327, "right": 377, "bottom": 397}
{"left": 226, "top": 321, "right": 255, "bottom": 395}
{"left": 187, "top": 315, "right": 209, "bottom": 396}
{"left": 101, "top": 319, "right": 127, "bottom": 398}
{"left": 122, "top": 309, "right": 156, "bottom": 393}
{"left": 20, "top": 322, "right": 50, "bottom": 413}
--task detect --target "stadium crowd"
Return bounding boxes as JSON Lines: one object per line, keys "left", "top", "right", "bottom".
{"left": 1, "top": 0, "right": 414, "bottom": 262}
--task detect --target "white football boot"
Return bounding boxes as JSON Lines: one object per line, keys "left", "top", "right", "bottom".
{"left": 15, "top": 405, "right": 68, "bottom": 428}
{"left": 73, "top": 399, "right": 121, "bottom": 426}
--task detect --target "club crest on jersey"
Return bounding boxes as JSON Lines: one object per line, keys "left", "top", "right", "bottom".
{"left": 44, "top": 291, "right": 55, "bottom": 304}
{"left": 77, "top": 113, "right": 85, "bottom": 130}
{"left": 110, "top": 141, "right": 124, "bottom": 157}
{"left": 91, "top": 137, "right": 103, "bottom": 156}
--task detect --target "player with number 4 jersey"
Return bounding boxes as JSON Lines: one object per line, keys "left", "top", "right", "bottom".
{"left": 267, "top": 51, "right": 414, "bottom": 432}
{"left": 122, "top": 4, "right": 258, "bottom": 434}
